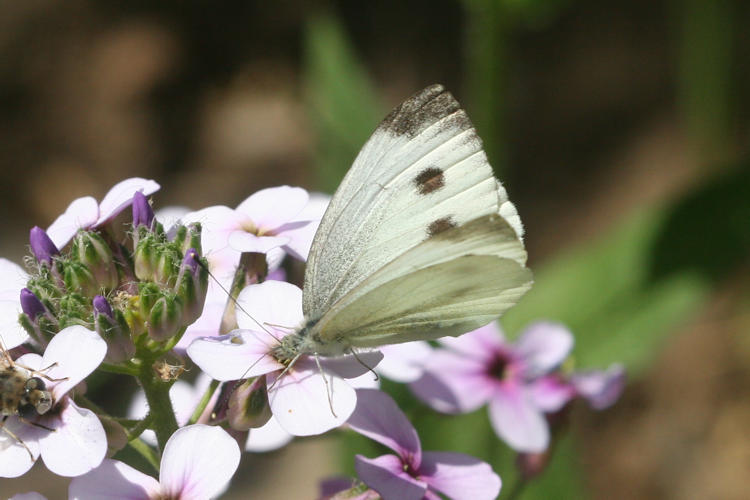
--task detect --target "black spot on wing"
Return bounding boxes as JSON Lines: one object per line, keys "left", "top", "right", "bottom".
{"left": 380, "top": 84, "right": 464, "bottom": 138}
{"left": 414, "top": 167, "right": 445, "bottom": 195}
{"left": 427, "top": 217, "right": 457, "bottom": 237}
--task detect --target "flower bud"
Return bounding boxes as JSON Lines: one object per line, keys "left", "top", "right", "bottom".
{"left": 132, "top": 191, "right": 155, "bottom": 229}
{"left": 175, "top": 249, "right": 208, "bottom": 324}
{"left": 154, "top": 250, "right": 178, "bottom": 287}
{"left": 228, "top": 378, "right": 271, "bottom": 431}
{"left": 516, "top": 451, "right": 550, "bottom": 480}
{"left": 29, "top": 226, "right": 60, "bottom": 264}
{"left": 134, "top": 237, "right": 158, "bottom": 282}
{"left": 93, "top": 295, "right": 135, "bottom": 363}
{"left": 18, "top": 288, "right": 53, "bottom": 345}
{"left": 147, "top": 293, "right": 183, "bottom": 342}
{"left": 63, "top": 261, "right": 98, "bottom": 297}
{"left": 72, "top": 231, "right": 119, "bottom": 292}
{"left": 20, "top": 288, "right": 46, "bottom": 320}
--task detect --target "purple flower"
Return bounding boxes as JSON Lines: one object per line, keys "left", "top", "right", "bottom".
{"left": 181, "top": 187, "right": 327, "bottom": 281}
{"left": 68, "top": 424, "right": 240, "bottom": 499}
{"left": 29, "top": 227, "right": 60, "bottom": 264}
{"left": 530, "top": 363, "right": 626, "bottom": 413}
{"left": 410, "top": 322, "right": 573, "bottom": 452}
{"left": 131, "top": 191, "right": 155, "bottom": 229}
{"left": 0, "top": 325, "right": 107, "bottom": 478}
{"left": 187, "top": 280, "right": 383, "bottom": 436}
{"left": 46, "top": 177, "right": 160, "bottom": 249}
{"left": 349, "top": 389, "right": 502, "bottom": 500}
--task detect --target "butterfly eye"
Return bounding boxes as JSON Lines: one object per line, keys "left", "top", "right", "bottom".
{"left": 25, "top": 377, "right": 46, "bottom": 391}
{"left": 18, "top": 403, "right": 37, "bottom": 419}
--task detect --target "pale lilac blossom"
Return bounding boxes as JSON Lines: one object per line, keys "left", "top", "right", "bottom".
{"left": 9, "top": 493, "right": 48, "bottom": 500}
{"left": 187, "top": 280, "right": 383, "bottom": 436}
{"left": 349, "top": 389, "right": 501, "bottom": 500}
{"left": 0, "top": 259, "right": 31, "bottom": 348}
{"left": 410, "top": 322, "right": 573, "bottom": 453}
{"left": 0, "top": 325, "right": 107, "bottom": 478}
{"left": 531, "top": 363, "right": 626, "bottom": 413}
{"left": 47, "top": 177, "right": 160, "bottom": 249}
{"left": 69, "top": 424, "right": 240, "bottom": 500}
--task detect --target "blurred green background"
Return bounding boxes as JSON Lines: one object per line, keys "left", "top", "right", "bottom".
{"left": 0, "top": 1, "right": 749, "bottom": 499}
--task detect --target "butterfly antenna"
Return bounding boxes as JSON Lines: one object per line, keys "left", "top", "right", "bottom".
{"left": 314, "top": 353, "right": 337, "bottom": 418}
{"left": 349, "top": 349, "right": 379, "bottom": 381}
{"left": 197, "top": 259, "right": 280, "bottom": 343}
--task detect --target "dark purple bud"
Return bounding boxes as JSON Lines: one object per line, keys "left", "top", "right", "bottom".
{"left": 132, "top": 191, "right": 155, "bottom": 229}
{"left": 29, "top": 226, "right": 60, "bottom": 264}
{"left": 20, "top": 288, "right": 45, "bottom": 319}
{"left": 176, "top": 248, "right": 208, "bottom": 324}
{"left": 93, "top": 295, "right": 114, "bottom": 319}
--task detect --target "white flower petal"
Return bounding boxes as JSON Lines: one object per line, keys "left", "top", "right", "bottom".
{"left": 187, "top": 331, "right": 282, "bottom": 381}
{"left": 0, "top": 300, "right": 30, "bottom": 348}
{"left": 235, "top": 186, "right": 309, "bottom": 231}
{"left": 236, "top": 281, "right": 304, "bottom": 332}
{"left": 268, "top": 366, "right": 356, "bottom": 436}
{"left": 96, "top": 177, "right": 160, "bottom": 226}
{"left": 68, "top": 458, "right": 161, "bottom": 499}
{"left": 160, "top": 425, "right": 240, "bottom": 499}
{"left": 38, "top": 400, "right": 107, "bottom": 477}
{"left": 47, "top": 196, "right": 99, "bottom": 248}
{"left": 0, "top": 418, "right": 39, "bottom": 478}
{"left": 42, "top": 326, "right": 106, "bottom": 399}
{"left": 0, "top": 258, "right": 29, "bottom": 300}
{"left": 246, "top": 417, "right": 293, "bottom": 453}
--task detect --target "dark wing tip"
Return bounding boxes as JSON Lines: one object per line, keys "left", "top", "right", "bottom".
{"left": 379, "top": 84, "right": 468, "bottom": 138}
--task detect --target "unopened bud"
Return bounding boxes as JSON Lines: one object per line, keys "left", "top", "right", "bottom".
{"left": 228, "top": 378, "right": 271, "bottom": 431}
{"left": 63, "top": 261, "right": 98, "bottom": 297}
{"left": 132, "top": 191, "right": 155, "bottom": 229}
{"left": 175, "top": 249, "right": 208, "bottom": 324}
{"left": 516, "top": 451, "right": 549, "bottom": 480}
{"left": 73, "top": 231, "right": 118, "bottom": 291}
{"left": 93, "top": 295, "right": 135, "bottom": 363}
{"left": 134, "top": 237, "right": 157, "bottom": 282}
{"left": 29, "top": 226, "right": 60, "bottom": 264}
{"left": 147, "top": 293, "right": 183, "bottom": 342}
{"left": 20, "top": 288, "right": 46, "bottom": 320}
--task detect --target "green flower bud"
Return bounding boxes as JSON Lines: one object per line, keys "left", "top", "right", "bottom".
{"left": 134, "top": 236, "right": 158, "bottom": 282}
{"left": 228, "top": 378, "right": 271, "bottom": 431}
{"left": 175, "top": 249, "right": 208, "bottom": 324}
{"left": 147, "top": 293, "right": 183, "bottom": 342}
{"left": 93, "top": 295, "right": 135, "bottom": 363}
{"left": 72, "top": 231, "right": 118, "bottom": 291}
{"left": 63, "top": 261, "right": 99, "bottom": 297}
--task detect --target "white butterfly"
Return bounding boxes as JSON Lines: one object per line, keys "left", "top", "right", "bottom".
{"left": 273, "top": 84, "right": 533, "bottom": 362}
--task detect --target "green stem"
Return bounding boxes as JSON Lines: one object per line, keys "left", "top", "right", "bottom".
{"left": 188, "top": 379, "right": 220, "bottom": 425}
{"left": 126, "top": 414, "right": 154, "bottom": 441}
{"left": 98, "top": 361, "right": 140, "bottom": 376}
{"left": 128, "top": 437, "right": 160, "bottom": 472}
{"left": 137, "top": 358, "right": 178, "bottom": 451}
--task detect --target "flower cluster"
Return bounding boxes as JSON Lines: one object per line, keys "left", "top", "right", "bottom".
{"left": 0, "top": 177, "right": 625, "bottom": 499}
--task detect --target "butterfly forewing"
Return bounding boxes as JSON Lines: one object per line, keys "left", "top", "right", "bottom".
{"left": 303, "top": 85, "right": 503, "bottom": 318}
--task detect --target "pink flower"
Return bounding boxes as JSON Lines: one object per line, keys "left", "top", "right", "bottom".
{"left": 46, "top": 178, "right": 160, "bottom": 249}
{"left": 68, "top": 424, "right": 240, "bottom": 500}
{"left": 0, "top": 325, "right": 107, "bottom": 478}
{"left": 349, "top": 389, "right": 502, "bottom": 500}
{"left": 530, "top": 363, "right": 626, "bottom": 413}
{"left": 0, "top": 258, "right": 31, "bottom": 348}
{"left": 410, "top": 322, "right": 573, "bottom": 452}
{"left": 187, "top": 280, "right": 383, "bottom": 436}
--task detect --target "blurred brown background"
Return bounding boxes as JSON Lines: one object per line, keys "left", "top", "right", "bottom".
{"left": 1, "top": 1, "right": 749, "bottom": 499}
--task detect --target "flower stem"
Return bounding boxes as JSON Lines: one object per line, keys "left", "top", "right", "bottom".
{"left": 188, "top": 379, "right": 220, "bottom": 425}
{"left": 137, "top": 358, "right": 178, "bottom": 451}
{"left": 127, "top": 437, "right": 160, "bottom": 472}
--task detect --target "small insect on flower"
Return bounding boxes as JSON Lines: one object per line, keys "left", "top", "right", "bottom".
{"left": 0, "top": 339, "right": 61, "bottom": 459}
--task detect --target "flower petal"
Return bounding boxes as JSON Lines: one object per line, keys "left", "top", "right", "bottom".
{"left": 419, "top": 451, "right": 501, "bottom": 500}
{"left": 514, "top": 322, "right": 573, "bottom": 378}
{"left": 0, "top": 258, "right": 29, "bottom": 300}
{"left": 571, "top": 364, "right": 626, "bottom": 410}
{"left": 529, "top": 376, "right": 575, "bottom": 413}
{"left": 41, "top": 325, "right": 107, "bottom": 399}
{"left": 228, "top": 232, "right": 290, "bottom": 254}
{"left": 267, "top": 363, "right": 356, "bottom": 436}
{"left": 320, "top": 351, "right": 384, "bottom": 379}
{"left": 275, "top": 192, "right": 330, "bottom": 261}
{"left": 355, "top": 454, "right": 426, "bottom": 500}
{"left": 68, "top": 458, "right": 161, "bottom": 500}
{"left": 246, "top": 417, "right": 293, "bottom": 452}
{"left": 347, "top": 389, "right": 421, "bottom": 465}
{"left": 47, "top": 196, "right": 99, "bottom": 248}
{"left": 159, "top": 425, "right": 240, "bottom": 500}
{"left": 438, "top": 322, "right": 504, "bottom": 362}
{"left": 96, "top": 178, "right": 160, "bottom": 226}
{"left": 488, "top": 384, "right": 549, "bottom": 452}
{"left": 0, "top": 300, "right": 30, "bottom": 348}
{"left": 236, "top": 280, "right": 304, "bottom": 332}
{"left": 0, "top": 418, "right": 39, "bottom": 478}
{"left": 235, "top": 186, "right": 309, "bottom": 231}
{"left": 38, "top": 400, "right": 107, "bottom": 476}
{"left": 377, "top": 341, "right": 432, "bottom": 383}
{"left": 409, "top": 350, "right": 493, "bottom": 414}
{"left": 187, "top": 331, "right": 282, "bottom": 381}
{"left": 10, "top": 493, "right": 48, "bottom": 500}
